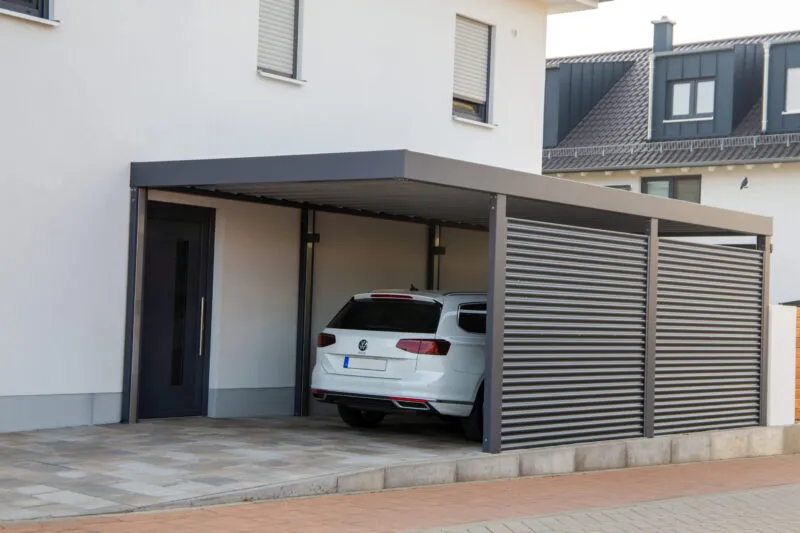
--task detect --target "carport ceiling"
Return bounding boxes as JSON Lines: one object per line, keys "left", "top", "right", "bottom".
{"left": 130, "top": 150, "right": 772, "bottom": 237}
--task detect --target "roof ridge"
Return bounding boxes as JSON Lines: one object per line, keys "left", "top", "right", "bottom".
{"left": 547, "top": 28, "right": 800, "bottom": 62}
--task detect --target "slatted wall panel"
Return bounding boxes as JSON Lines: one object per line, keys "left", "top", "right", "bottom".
{"left": 502, "top": 219, "right": 648, "bottom": 450}
{"left": 655, "top": 241, "right": 764, "bottom": 435}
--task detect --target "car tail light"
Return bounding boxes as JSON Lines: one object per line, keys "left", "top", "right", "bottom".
{"left": 317, "top": 333, "right": 336, "bottom": 348}
{"left": 396, "top": 339, "right": 451, "bottom": 355}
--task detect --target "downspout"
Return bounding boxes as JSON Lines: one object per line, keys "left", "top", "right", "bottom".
{"left": 762, "top": 42, "right": 771, "bottom": 133}
{"left": 647, "top": 53, "right": 655, "bottom": 141}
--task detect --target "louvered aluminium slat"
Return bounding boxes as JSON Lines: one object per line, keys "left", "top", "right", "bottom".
{"left": 454, "top": 16, "right": 490, "bottom": 103}
{"left": 502, "top": 219, "right": 647, "bottom": 450}
{"left": 257, "top": 0, "right": 297, "bottom": 77}
{"left": 654, "top": 240, "right": 764, "bottom": 435}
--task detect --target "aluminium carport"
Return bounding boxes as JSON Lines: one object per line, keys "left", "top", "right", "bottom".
{"left": 126, "top": 150, "right": 773, "bottom": 453}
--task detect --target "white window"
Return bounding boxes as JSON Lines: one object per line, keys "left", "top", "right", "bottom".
{"left": 670, "top": 82, "right": 692, "bottom": 117}
{"left": 453, "top": 16, "right": 492, "bottom": 123}
{"left": 257, "top": 0, "right": 300, "bottom": 79}
{"left": 786, "top": 67, "right": 800, "bottom": 112}
{"left": 695, "top": 80, "right": 716, "bottom": 115}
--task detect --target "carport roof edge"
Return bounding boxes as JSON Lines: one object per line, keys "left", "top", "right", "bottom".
{"left": 130, "top": 149, "right": 772, "bottom": 237}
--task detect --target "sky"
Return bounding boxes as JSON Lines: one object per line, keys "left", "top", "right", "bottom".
{"left": 546, "top": 0, "right": 800, "bottom": 58}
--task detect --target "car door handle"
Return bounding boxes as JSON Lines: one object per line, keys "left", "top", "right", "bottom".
{"left": 198, "top": 296, "right": 206, "bottom": 357}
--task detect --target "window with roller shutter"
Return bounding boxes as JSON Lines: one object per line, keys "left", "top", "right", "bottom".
{"left": 0, "top": 0, "right": 49, "bottom": 18}
{"left": 257, "top": 0, "right": 300, "bottom": 79}
{"left": 453, "top": 15, "right": 492, "bottom": 123}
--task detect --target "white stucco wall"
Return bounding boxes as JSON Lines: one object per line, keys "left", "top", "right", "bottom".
{"left": 0, "top": 0, "right": 550, "bottom": 407}
{"left": 767, "top": 304, "right": 796, "bottom": 427}
{"left": 562, "top": 162, "right": 800, "bottom": 303}
{"left": 439, "top": 227, "right": 490, "bottom": 292}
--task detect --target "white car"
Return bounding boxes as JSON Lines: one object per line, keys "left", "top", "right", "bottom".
{"left": 311, "top": 290, "right": 486, "bottom": 441}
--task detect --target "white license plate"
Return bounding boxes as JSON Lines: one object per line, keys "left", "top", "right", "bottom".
{"left": 343, "top": 356, "right": 387, "bottom": 371}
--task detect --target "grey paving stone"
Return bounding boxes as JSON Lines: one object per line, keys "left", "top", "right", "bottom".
{"left": 0, "top": 416, "right": 478, "bottom": 520}
{"left": 409, "top": 483, "right": 800, "bottom": 533}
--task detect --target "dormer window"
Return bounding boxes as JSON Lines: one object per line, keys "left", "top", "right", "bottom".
{"left": 785, "top": 67, "right": 800, "bottom": 114}
{"left": 668, "top": 79, "right": 715, "bottom": 120}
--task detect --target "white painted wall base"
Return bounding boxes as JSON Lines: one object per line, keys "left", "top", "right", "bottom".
{"left": 768, "top": 304, "right": 797, "bottom": 426}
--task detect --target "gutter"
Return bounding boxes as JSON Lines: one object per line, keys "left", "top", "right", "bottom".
{"left": 544, "top": 156, "right": 800, "bottom": 175}
{"left": 762, "top": 42, "right": 771, "bottom": 133}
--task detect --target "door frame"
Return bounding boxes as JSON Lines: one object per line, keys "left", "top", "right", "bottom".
{"left": 122, "top": 190, "right": 216, "bottom": 422}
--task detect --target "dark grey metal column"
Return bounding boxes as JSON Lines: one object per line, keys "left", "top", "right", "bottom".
{"left": 122, "top": 187, "right": 147, "bottom": 424}
{"left": 426, "top": 224, "right": 444, "bottom": 291}
{"left": 758, "top": 235, "right": 771, "bottom": 426}
{"left": 294, "top": 208, "right": 317, "bottom": 416}
{"left": 644, "top": 218, "right": 659, "bottom": 438}
{"left": 484, "top": 194, "right": 507, "bottom": 454}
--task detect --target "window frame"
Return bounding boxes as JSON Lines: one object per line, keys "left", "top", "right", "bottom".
{"left": 257, "top": 0, "right": 302, "bottom": 81}
{"left": 457, "top": 302, "right": 487, "bottom": 335}
{"left": 0, "top": 0, "right": 49, "bottom": 18}
{"left": 641, "top": 175, "right": 702, "bottom": 203}
{"left": 667, "top": 78, "right": 716, "bottom": 120}
{"left": 452, "top": 15, "right": 494, "bottom": 124}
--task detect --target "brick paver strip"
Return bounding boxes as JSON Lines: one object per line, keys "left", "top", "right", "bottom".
{"left": 2, "top": 455, "right": 800, "bottom": 533}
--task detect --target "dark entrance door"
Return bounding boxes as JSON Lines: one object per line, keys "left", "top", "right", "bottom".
{"left": 139, "top": 202, "right": 214, "bottom": 419}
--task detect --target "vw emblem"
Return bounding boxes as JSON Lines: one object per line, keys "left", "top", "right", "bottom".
{"left": 358, "top": 339, "right": 368, "bottom": 352}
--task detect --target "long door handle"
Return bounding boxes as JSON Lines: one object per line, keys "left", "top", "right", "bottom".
{"left": 198, "top": 296, "right": 206, "bottom": 357}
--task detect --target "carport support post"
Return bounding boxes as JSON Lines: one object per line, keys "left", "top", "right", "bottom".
{"left": 758, "top": 235, "right": 771, "bottom": 426}
{"left": 644, "top": 218, "right": 659, "bottom": 438}
{"left": 122, "top": 187, "right": 147, "bottom": 424}
{"left": 426, "top": 224, "right": 443, "bottom": 291}
{"left": 484, "top": 194, "right": 506, "bottom": 454}
{"left": 294, "top": 208, "right": 317, "bottom": 416}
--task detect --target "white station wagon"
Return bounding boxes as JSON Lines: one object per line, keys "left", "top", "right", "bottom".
{"left": 311, "top": 290, "right": 487, "bottom": 441}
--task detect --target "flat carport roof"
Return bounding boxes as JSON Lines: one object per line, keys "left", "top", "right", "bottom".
{"left": 130, "top": 150, "right": 772, "bottom": 237}
{"left": 126, "top": 149, "right": 773, "bottom": 453}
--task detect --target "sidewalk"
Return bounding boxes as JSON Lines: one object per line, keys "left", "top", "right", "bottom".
{"left": 3, "top": 455, "right": 800, "bottom": 533}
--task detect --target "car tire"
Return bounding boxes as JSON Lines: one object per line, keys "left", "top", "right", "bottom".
{"left": 337, "top": 405, "right": 385, "bottom": 428}
{"left": 462, "top": 387, "right": 483, "bottom": 442}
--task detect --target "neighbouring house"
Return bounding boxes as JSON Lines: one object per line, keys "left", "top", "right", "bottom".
{"left": 543, "top": 18, "right": 800, "bottom": 307}
{"left": 0, "top": 0, "right": 611, "bottom": 435}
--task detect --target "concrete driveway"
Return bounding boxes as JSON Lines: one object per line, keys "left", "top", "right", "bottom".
{"left": 0, "top": 416, "right": 478, "bottom": 522}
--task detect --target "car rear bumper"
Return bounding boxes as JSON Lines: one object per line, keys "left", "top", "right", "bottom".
{"left": 311, "top": 389, "right": 473, "bottom": 418}
{"left": 311, "top": 365, "right": 478, "bottom": 418}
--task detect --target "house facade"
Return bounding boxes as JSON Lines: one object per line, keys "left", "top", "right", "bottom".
{"left": 543, "top": 19, "right": 800, "bottom": 305}
{"left": 0, "top": 0, "right": 608, "bottom": 433}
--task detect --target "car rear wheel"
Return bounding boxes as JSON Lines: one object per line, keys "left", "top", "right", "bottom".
{"left": 462, "top": 387, "right": 483, "bottom": 442}
{"left": 337, "top": 405, "right": 386, "bottom": 428}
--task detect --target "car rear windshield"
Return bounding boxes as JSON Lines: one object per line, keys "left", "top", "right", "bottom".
{"left": 327, "top": 299, "right": 442, "bottom": 333}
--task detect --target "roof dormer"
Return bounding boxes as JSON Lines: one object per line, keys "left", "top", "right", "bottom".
{"left": 648, "top": 18, "right": 764, "bottom": 142}
{"left": 763, "top": 39, "right": 800, "bottom": 133}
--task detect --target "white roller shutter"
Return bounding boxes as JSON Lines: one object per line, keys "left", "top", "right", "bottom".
{"left": 258, "top": 0, "right": 298, "bottom": 77}
{"left": 454, "top": 16, "right": 491, "bottom": 104}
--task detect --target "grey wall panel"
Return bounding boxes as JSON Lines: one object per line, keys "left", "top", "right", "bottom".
{"left": 766, "top": 42, "right": 800, "bottom": 133}
{"left": 543, "top": 69, "right": 561, "bottom": 148}
{"left": 732, "top": 45, "right": 764, "bottom": 128}
{"left": 544, "top": 61, "right": 633, "bottom": 147}
{"left": 501, "top": 219, "right": 648, "bottom": 450}
{"left": 654, "top": 240, "right": 763, "bottom": 435}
